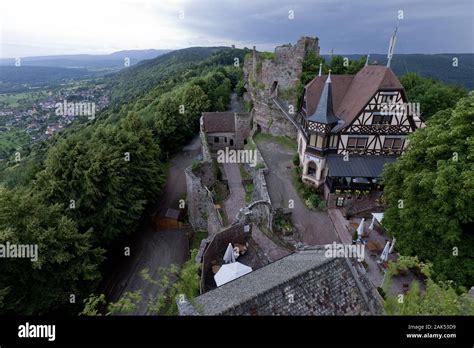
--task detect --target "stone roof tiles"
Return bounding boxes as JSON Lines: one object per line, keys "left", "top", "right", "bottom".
{"left": 190, "top": 246, "right": 382, "bottom": 316}
{"left": 202, "top": 112, "right": 236, "bottom": 133}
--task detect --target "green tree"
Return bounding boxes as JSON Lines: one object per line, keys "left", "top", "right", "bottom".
{"left": 385, "top": 279, "right": 474, "bottom": 315}
{"left": 300, "top": 51, "right": 325, "bottom": 85}
{"left": 0, "top": 187, "right": 104, "bottom": 315}
{"left": 384, "top": 257, "right": 473, "bottom": 315}
{"left": 180, "top": 84, "right": 211, "bottom": 136}
{"left": 383, "top": 93, "right": 474, "bottom": 287}
{"left": 400, "top": 72, "right": 467, "bottom": 120}
{"left": 38, "top": 112, "right": 165, "bottom": 244}
{"left": 107, "top": 250, "right": 201, "bottom": 315}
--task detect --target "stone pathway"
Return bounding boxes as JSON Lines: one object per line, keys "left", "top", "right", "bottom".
{"left": 328, "top": 209, "right": 351, "bottom": 244}
{"left": 222, "top": 162, "right": 246, "bottom": 224}
{"left": 251, "top": 224, "right": 291, "bottom": 262}
{"left": 257, "top": 140, "right": 338, "bottom": 245}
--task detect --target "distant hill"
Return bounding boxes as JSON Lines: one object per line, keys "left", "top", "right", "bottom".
{"left": 107, "top": 46, "right": 237, "bottom": 103}
{"left": 0, "top": 49, "right": 172, "bottom": 70}
{"left": 321, "top": 53, "right": 474, "bottom": 89}
{"left": 0, "top": 66, "right": 94, "bottom": 93}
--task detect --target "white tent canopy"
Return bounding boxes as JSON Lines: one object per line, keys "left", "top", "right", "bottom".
{"left": 214, "top": 262, "right": 252, "bottom": 287}
{"left": 357, "top": 218, "right": 365, "bottom": 237}
{"left": 223, "top": 243, "right": 236, "bottom": 264}
{"left": 380, "top": 241, "right": 390, "bottom": 262}
{"left": 369, "top": 213, "right": 384, "bottom": 230}
{"left": 389, "top": 238, "right": 396, "bottom": 253}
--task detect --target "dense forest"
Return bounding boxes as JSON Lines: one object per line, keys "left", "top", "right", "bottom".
{"left": 321, "top": 53, "right": 474, "bottom": 89}
{"left": 0, "top": 46, "right": 249, "bottom": 315}
{"left": 383, "top": 92, "right": 474, "bottom": 288}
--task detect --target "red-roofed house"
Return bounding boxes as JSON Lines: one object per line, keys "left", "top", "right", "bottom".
{"left": 297, "top": 64, "right": 424, "bottom": 193}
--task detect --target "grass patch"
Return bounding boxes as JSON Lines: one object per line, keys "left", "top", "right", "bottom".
{"left": 191, "top": 159, "right": 202, "bottom": 172}
{"left": 190, "top": 230, "right": 208, "bottom": 251}
{"left": 244, "top": 136, "right": 256, "bottom": 151}
{"left": 254, "top": 132, "right": 296, "bottom": 151}
{"left": 260, "top": 52, "right": 275, "bottom": 60}
{"left": 212, "top": 181, "right": 229, "bottom": 205}
{"left": 244, "top": 183, "right": 254, "bottom": 203}
{"left": 254, "top": 163, "right": 265, "bottom": 170}
{"left": 239, "top": 163, "right": 251, "bottom": 181}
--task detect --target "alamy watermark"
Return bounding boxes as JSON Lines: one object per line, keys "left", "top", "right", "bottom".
{"left": 380, "top": 102, "right": 420, "bottom": 118}
{"left": 324, "top": 242, "right": 365, "bottom": 262}
{"left": 55, "top": 99, "right": 96, "bottom": 120}
{"left": 216, "top": 147, "right": 257, "bottom": 167}
{"left": 0, "top": 242, "right": 38, "bottom": 262}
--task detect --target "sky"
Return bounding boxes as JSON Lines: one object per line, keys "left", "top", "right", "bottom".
{"left": 0, "top": 0, "right": 473, "bottom": 58}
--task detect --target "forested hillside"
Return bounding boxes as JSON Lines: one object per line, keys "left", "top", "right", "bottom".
{"left": 321, "top": 53, "right": 474, "bottom": 89}
{"left": 0, "top": 46, "right": 248, "bottom": 315}
{"left": 108, "top": 46, "right": 247, "bottom": 104}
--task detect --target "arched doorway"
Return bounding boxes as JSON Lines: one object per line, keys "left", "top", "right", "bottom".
{"left": 270, "top": 81, "right": 278, "bottom": 98}
{"left": 307, "top": 161, "right": 317, "bottom": 177}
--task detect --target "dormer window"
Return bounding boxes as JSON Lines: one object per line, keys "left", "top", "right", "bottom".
{"left": 372, "top": 112, "right": 392, "bottom": 125}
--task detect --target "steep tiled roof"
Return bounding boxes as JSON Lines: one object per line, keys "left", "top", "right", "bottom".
{"left": 188, "top": 247, "right": 383, "bottom": 316}
{"left": 202, "top": 112, "right": 235, "bottom": 133}
{"left": 304, "top": 65, "right": 403, "bottom": 127}
{"left": 305, "top": 75, "right": 353, "bottom": 118}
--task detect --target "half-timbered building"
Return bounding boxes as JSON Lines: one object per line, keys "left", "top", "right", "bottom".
{"left": 297, "top": 64, "right": 424, "bottom": 194}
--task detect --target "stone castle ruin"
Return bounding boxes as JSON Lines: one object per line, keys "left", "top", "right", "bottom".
{"left": 243, "top": 36, "right": 320, "bottom": 138}
{"left": 185, "top": 112, "right": 273, "bottom": 237}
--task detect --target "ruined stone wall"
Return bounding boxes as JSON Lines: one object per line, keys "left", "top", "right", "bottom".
{"left": 244, "top": 37, "right": 319, "bottom": 138}
{"left": 239, "top": 146, "right": 272, "bottom": 228}
{"left": 199, "top": 124, "right": 212, "bottom": 162}
{"left": 234, "top": 112, "right": 252, "bottom": 148}
{"left": 185, "top": 166, "right": 223, "bottom": 235}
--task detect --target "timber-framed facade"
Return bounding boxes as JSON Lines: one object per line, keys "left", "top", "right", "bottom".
{"left": 296, "top": 64, "right": 424, "bottom": 193}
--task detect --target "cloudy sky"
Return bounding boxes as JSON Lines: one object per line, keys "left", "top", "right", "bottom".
{"left": 0, "top": 0, "right": 472, "bottom": 58}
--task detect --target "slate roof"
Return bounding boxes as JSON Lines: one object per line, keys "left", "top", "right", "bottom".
{"left": 304, "top": 65, "right": 403, "bottom": 127}
{"left": 202, "top": 112, "right": 235, "bottom": 133}
{"left": 327, "top": 155, "right": 396, "bottom": 178}
{"left": 189, "top": 247, "right": 382, "bottom": 316}
{"left": 306, "top": 76, "right": 340, "bottom": 125}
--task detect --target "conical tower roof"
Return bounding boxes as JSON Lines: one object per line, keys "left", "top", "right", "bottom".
{"left": 307, "top": 71, "right": 340, "bottom": 125}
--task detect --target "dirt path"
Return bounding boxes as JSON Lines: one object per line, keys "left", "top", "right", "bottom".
{"left": 256, "top": 139, "right": 338, "bottom": 246}
{"left": 100, "top": 136, "right": 201, "bottom": 314}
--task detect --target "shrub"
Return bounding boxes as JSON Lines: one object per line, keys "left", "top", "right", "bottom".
{"left": 191, "top": 159, "right": 202, "bottom": 172}
{"left": 305, "top": 193, "right": 321, "bottom": 209}
{"left": 292, "top": 153, "right": 300, "bottom": 166}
